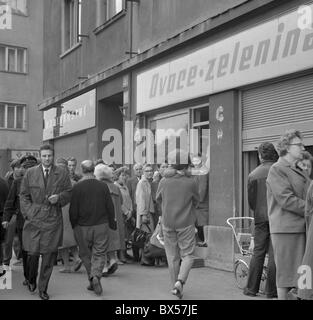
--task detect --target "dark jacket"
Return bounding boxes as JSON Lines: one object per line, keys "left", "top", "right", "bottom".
{"left": 156, "top": 170, "right": 199, "bottom": 229}
{"left": 3, "top": 178, "right": 24, "bottom": 229}
{"left": 298, "top": 180, "right": 313, "bottom": 300}
{"left": 0, "top": 177, "right": 9, "bottom": 242}
{"left": 248, "top": 161, "right": 275, "bottom": 224}
{"left": 69, "top": 177, "right": 116, "bottom": 229}
{"left": 266, "top": 157, "right": 310, "bottom": 234}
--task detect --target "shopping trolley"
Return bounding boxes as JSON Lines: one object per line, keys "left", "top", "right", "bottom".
{"left": 226, "top": 217, "right": 267, "bottom": 293}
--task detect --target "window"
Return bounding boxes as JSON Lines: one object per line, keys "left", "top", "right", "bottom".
{"left": 0, "top": 44, "right": 27, "bottom": 73}
{"left": 106, "top": 0, "right": 123, "bottom": 20}
{"left": 63, "top": 0, "right": 82, "bottom": 51}
{"left": 191, "top": 106, "right": 210, "bottom": 163}
{"left": 0, "top": 0, "right": 27, "bottom": 15}
{"left": 0, "top": 103, "right": 26, "bottom": 130}
{"left": 149, "top": 111, "right": 189, "bottom": 164}
{"left": 96, "top": 0, "right": 125, "bottom": 27}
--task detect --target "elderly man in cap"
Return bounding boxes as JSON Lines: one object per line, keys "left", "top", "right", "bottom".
{"left": 2, "top": 155, "right": 38, "bottom": 285}
{"left": 69, "top": 160, "right": 116, "bottom": 296}
{"left": 20, "top": 144, "right": 72, "bottom": 300}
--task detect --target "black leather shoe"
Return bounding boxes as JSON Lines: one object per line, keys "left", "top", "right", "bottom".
{"left": 243, "top": 288, "right": 257, "bottom": 297}
{"left": 87, "top": 280, "right": 94, "bottom": 291}
{"left": 28, "top": 282, "right": 37, "bottom": 293}
{"left": 92, "top": 277, "right": 103, "bottom": 296}
{"left": 39, "top": 291, "right": 50, "bottom": 300}
{"left": 107, "top": 262, "right": 118, "bottom": 275}
{"left": 23, "top": 279, "right": 29, "bottom": 286}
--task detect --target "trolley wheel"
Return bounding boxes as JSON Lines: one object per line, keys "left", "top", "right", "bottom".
{"left": 234, "top": 259, "right": 249, "bottom": 290}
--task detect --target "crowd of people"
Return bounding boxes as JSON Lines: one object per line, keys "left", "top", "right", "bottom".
{"left": 0, "top": 144, "right": 208, "bottom": 300}
{"left": 244, "top": 129, "right": 313, "bottom": 300}
{"left": 3, "top": 129, "right": 311, "bottom": 301}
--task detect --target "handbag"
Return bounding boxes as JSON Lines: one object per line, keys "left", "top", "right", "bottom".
{"left": 131, "top": 224, "right": 152, "bottom": 249}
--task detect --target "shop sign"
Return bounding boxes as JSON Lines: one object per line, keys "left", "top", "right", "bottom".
{"left": 11, "top": 150, "right": 39, "bottom": 159}
{"left": 136, "top": 3, "right": 313, "bottom": 113}
{"left": 43, "top": 89, "right": 96, "bottom": 140}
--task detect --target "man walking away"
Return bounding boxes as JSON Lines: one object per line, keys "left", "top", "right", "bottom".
{"left": 243, "top": 142, "right": 278, "bottom": 298}
{"left": 20, "top": 144, "right": 72, "bottom": 300}
{"left": 69, "top": 160, "right": 116, "bottom": 296}
{"left": 156, "top": 149, "right": 199, "bottom": 299}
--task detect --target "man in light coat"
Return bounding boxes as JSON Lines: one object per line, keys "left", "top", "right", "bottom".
{"left": 136, "top": 164, "right": 155, "bottom": 233}
{"left": 20, "top": 144, "right": 72, "bottom": 300}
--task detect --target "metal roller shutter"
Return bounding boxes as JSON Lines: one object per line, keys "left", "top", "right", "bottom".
{"left": 242, "top": 74, "right": 313, "bottom": 151}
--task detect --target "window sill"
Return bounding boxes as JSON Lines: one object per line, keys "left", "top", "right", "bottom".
{"left": 0, "top": 128, "right": 27, "bottom": 132}
{"left": 0, "top": 70, "right": 27, "bottom": 75}
{"left": 11, "top": 10, "right": 28, "bottom": 17}
{"left": 60, "top": 42, "right": 82, "bottom": 59}
{"left": 93, "top": 10, "right": 126, "bottom": 35}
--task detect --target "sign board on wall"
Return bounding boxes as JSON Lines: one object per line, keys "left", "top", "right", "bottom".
{"left": 43, "top": 89, "right": 96, "bottom": 140}
{"left": 136, "top": 3, "right": 313, "bottom": 113}
{"left": 11, "top": 150, "right": 39, "bottom": 160}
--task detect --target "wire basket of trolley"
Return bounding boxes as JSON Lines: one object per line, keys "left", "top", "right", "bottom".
{"left": 226, "top": 217, "right": 267, "bottom": 293}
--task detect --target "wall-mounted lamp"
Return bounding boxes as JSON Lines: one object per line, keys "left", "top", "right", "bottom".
{"left": 119, "top": 105, "right": 128, "bottom": 118}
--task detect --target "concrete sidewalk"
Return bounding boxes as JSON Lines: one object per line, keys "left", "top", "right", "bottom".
{"left": 0, "top": 260, "right": 267, "bottom": 300}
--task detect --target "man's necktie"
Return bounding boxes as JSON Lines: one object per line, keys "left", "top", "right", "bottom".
{"left": 44, "top": 169, "right": 49, "bottom": 187}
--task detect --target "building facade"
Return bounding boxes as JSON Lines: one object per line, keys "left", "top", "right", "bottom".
{"left": 39, "top": 0, "right": 313, "bottom": 270}
{"left": 0, "top": 0, "right": 44, "bottom": 177}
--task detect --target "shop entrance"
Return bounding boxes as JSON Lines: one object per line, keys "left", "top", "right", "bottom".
{"left": 98, "top": 93, "right": 124, "bottom": 165}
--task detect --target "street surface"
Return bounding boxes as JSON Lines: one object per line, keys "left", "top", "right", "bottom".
{"left": 0, "top": 258, "right": 267, "bottom": 300}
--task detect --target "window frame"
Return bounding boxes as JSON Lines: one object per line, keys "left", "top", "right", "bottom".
{"left": 190, "top": 104, "right": 210, "bottom": 160}
{"left": 0, "top": 102, "right": 27, "bottom": 130}
{"left": 94, "top": 0, "right": 126, "bottom": 35}
{"left": 0, "top": 44, "right": 27, "bottom": 74}
{"left": 0, "top": 0, "right": 28, "bottom": 16}
{"left": 62, "top": 0, "right": 82, "bottom": 53}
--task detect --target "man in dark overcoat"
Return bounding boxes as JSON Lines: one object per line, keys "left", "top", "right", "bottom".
{"left": 20, "top": 144, "right": 72, "bottom": 300}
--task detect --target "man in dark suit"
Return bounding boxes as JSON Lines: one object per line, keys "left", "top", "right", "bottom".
{"left": 126, "top": 164, "right": 142, "bottom": 261}
{"left": 243, "top": 142, "right": 278, "bottom": 298}
{"left": 20, "top": 144, "right": 72, "bottom": 300}
{"left": 0, "top": 176, "right": 9, "bottom": 277}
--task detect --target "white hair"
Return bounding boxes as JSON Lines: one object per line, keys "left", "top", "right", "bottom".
{"left": 94, "top": 164, "right": 113, "bottom": 180}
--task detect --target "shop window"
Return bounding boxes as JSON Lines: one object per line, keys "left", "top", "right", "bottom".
{"left": 191, "top": 105, "right": 210, "bottom": 168}
{"left": 0, "top": 0, "right": 27, "bottom": 15}
{"left": 96, "top": 0, "right": 125, "bottom": 28}
{"left": 0, "top": 44, "right": 27, "bottom": 73}
{"left": 63, "top": 0, "right": 82, "bottom": 51}
{"left": 0, "top": 103, "right": 26, "bottom": 130}
{"left": 149, "top": 111, "right": 189, "bottom": 164}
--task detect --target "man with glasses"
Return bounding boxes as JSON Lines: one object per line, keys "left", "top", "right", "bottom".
{"left": 136, "top": 165, "right": 155, "bottom": 235}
